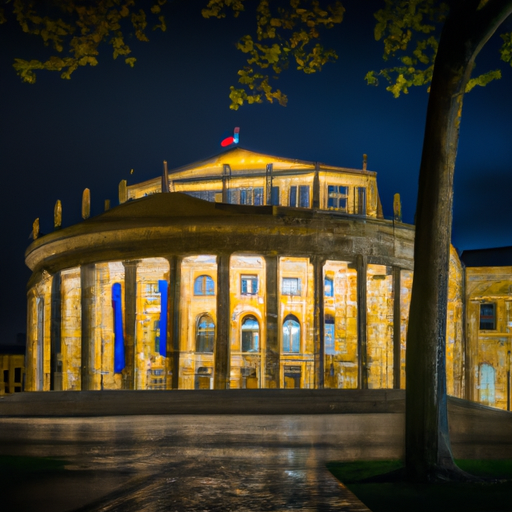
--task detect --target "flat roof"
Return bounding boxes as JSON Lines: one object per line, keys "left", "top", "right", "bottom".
{"left": 460, "top": 246, "right": 512, "bottom": 267}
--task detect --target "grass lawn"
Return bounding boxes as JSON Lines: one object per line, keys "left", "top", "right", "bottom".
{"left": 327, "top": 460, "right": 512, "bottom": 512}
{"left": 0, "top": 455, "right": 67, "bottom": 492}
{"left": 0, "top": 455, "right": 67, "bottom": 473}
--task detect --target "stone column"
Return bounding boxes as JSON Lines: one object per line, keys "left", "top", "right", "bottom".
{"left": 312, "top": 163, "right": 320, "bottom": 208}
{"left": 313, "top": 256, "right": 326, "bottom": 388}
{"left": 80, "top": 263, "right": 96, "bottom": 390}
{"left": 123, "top": 260, "right": 139, "bottom": 390}
{"left": 265, "top": 255, "right": 279, "bottom": 388}
{"left": 50, "top": 271, "right": 62, "bottom": 391}
{"left": 36, "top": 296, "right": 45, "bottom": 391}
{"left": 393, "top": 267, "right": 401, "bottom": 389}
{"left": 466, "top": 301, "right": 479, "bottom": 402}
{"left": 166, "top": 256, "right": 182, "bottom": 389}
{"left": 356, "top": 254, "right": 368, "bottom": 389}
{"left": 25, "top": 288, "right": 37, "bottom": 392}
{"left": 214, "top": 253, "right": 230, "bottom": 389}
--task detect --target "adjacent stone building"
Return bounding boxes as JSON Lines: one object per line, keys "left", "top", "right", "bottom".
{"left": 24, "top": 147, "right": 504, "bottom": 410}
{"left": 0, "top": 344, "right": 25, "bottom": 395}
{"left": 461, "top": 246, "right": 512, "bottom": 410}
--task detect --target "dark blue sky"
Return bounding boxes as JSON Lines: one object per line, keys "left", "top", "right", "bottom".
{"left": 1, "top": 0, "right": 511, "bottom": 343}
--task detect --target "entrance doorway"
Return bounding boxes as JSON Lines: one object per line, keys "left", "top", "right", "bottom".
{"left": 284, "top": 365, "right": 301, "bottom": 388}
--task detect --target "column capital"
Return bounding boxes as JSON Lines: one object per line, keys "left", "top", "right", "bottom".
{"left": 215, "top": 251, "right": 232, "bottom": 260}
{"left": 122, "top": 259, "right": 141, "bottom": 269}
{"left": 312, "top": 255, "right": 327, "bottom": 266}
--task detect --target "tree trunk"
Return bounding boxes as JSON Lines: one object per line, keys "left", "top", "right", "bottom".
{"left": 405, "top": 0, "right": 512, "bottom": 482}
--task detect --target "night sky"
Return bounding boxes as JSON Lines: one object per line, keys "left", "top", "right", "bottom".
{"left": 1, "top": 0, "right": 511, "bottom": 344}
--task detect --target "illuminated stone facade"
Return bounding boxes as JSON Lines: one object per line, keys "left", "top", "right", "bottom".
{"left": 0, "top": 347, "right": 24, "bottom": 395}
{"left": 24, "top": 148, "right": 482, "bottom": 406}
{"left": 461, "top": 247, "right": 512, "bottom": 411}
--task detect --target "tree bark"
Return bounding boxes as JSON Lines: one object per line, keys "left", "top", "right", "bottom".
{"left": 405, "top": 0, "right": 512, "bottom": 482}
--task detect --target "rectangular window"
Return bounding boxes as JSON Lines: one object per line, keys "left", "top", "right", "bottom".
{"left": 228, "top": 189, "right": 240, "bottom": 204}
{"left": 241, "top": 275, "right": 258, "bottom": 295}
{"left": 289, "top": 186, "right": 297, "bottom": 207}
{"left": 282, "top": 277, "right": 301, "bottom": 296}
{"left": 327, "top": 185, "right": 348, "bottom": 211}
{"left": 153, "top": 319, "right": 161, "bottom": 353}
{"left": 240, "top": 188, "right": 250, "bottom": 205}
{"left": 325, "top": 323, "right": 335, "bottom": 355}
{"left": 480, "top": 303, "right": 496, "bottom": 330}
{"left": 299, "top": 186, "right": 310, "bottom": 208}
{"left": 271, "top": 186, "right": 280, "bottom": 206}
{"left": 145, "top": 282, "right": 159, "bottom": 301}
{"left": 324, "top": 277, "right": 334, "bottom": 297}
{"left": 356, "top": 187, "right": 366, "bottom": 215}
{"left": 254, "top": 187, "right": 264, "bottom": 206}
{"left": 237, "top": 188, "right": 264, "bottom": 206}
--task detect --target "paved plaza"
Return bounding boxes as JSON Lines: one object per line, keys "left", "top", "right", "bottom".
{"left": 1, "top": 414, "right": 373, "bottom": 511}
{"left": 2, "top": 389, "right": 511, "bottom": 510}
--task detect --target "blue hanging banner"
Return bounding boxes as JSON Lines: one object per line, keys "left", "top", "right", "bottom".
{"left": 112, "top": 283, "right": 125, "bottom": 373}
{"left": 158, "top": 280, "right": 168, "bottom": 357}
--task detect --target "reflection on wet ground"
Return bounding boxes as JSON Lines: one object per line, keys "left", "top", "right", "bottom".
{"left": 0, "top": 415, "right": 373, "bottom": 511}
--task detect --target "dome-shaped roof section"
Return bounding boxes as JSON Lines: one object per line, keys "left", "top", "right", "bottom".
{"left": 91, "top": 192, "right": 238, "bottom": 222}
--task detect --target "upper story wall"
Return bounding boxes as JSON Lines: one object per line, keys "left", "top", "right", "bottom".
{"left": 126, "top": 148, "right": 381, "bottom": 218}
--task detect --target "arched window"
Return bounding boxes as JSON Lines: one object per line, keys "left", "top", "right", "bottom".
{"left": 196, "top": 314, "right": 215, "bottom": 353}
{"left": 194, "top": 275, "right": 215, "bottom": 296}
{"left": 283, "top": 315, "right": 300, "bottom": 353}
{"left": 325, "top": 314, "right": 335, "bottom": 355}
{"left": 241, "top": 315, "right": 260, "bottom": 352}
{"left": 479, "top": 363, "right": 496, "bottom": 406}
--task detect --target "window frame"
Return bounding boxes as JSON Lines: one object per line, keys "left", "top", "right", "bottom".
{"left": 356, "top": 187, "right": 366, "bottom": 215}
{"left": 196, "top": 314, "right": 215, "bottom": 353}
{"left": 254, "top": 187, "right": 264, "bottom": 205}
{"left": 299, "top": 185, "right": 310, "bottom": 208}
{"left": 194, "top": 275, "right": 215, "bottom": 296}
{"left": 327, "top": 185, "right": 348, "bottom": 211}
{"left": 241, "top": 274, "right": 258, "bottom": 295}
{"left": 289, "top": 186, "right": 297, "bottom": 207}
{"left": 271, "top": 186, "right": 280, "bottom": 206}
{"left": 281, "top": 277, "right": 301, "bottom": 296}
{"left": 282, "top": 314, "right": 301, "bottom": 353}
{"left": 241, "top": 315, "right": 260, "bottom": 353}
{"left": 479, "top": 363, "right": 496, "bottom": 406}
{"left": 324, "top": 277, "right": 334, "bottom": 297}
{"left": 325, "top": 314, "right": 335, "bottom": 355}
{"left": 479, "top": 302, "right": 496, "bottom": 330}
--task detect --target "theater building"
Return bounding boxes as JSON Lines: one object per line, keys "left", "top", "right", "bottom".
{"left": 24, "top": 147, "right": 482, "bottom": 405}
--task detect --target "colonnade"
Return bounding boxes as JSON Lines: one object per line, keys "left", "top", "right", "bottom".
{"left": 25, "top": 251, "right": 437, "bottom": 393}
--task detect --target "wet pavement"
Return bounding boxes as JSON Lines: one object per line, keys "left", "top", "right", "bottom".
{"left": 0, "top": 415, "right": 373, "bottom": 511}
